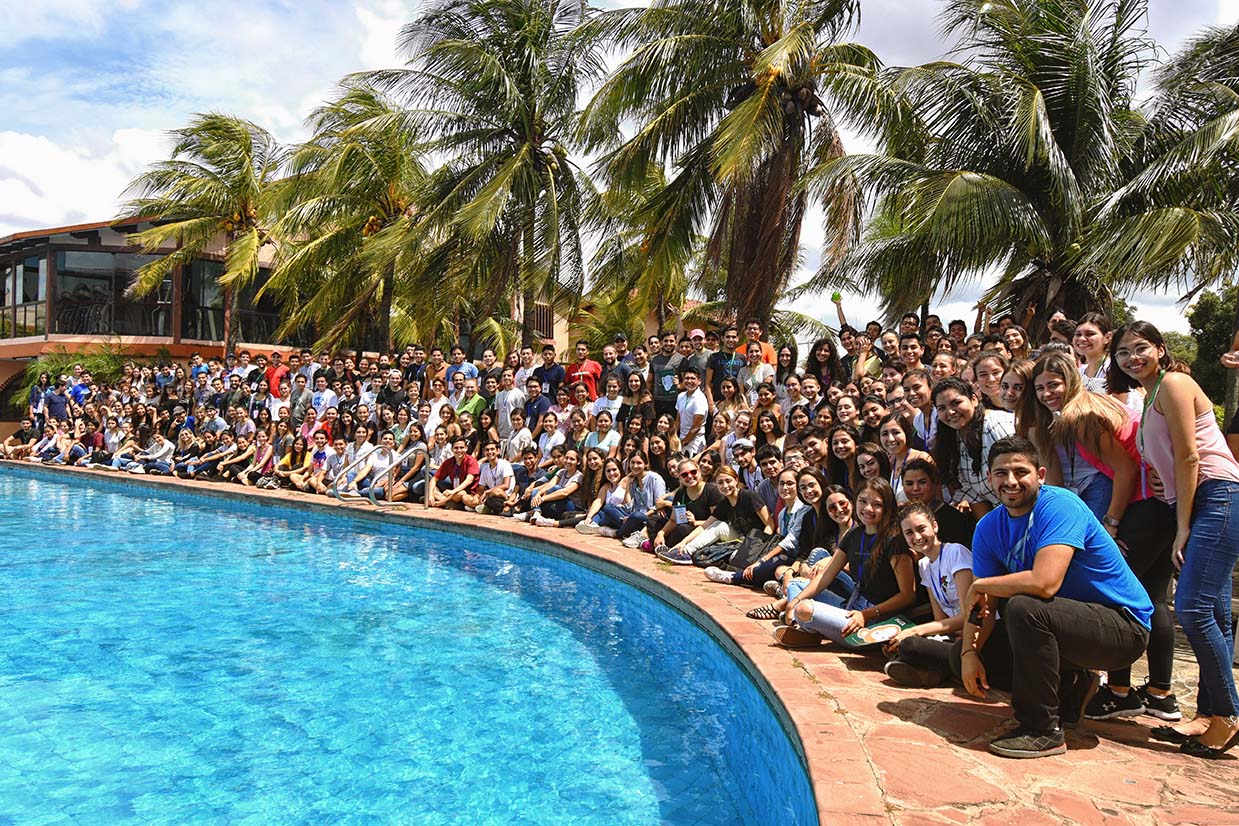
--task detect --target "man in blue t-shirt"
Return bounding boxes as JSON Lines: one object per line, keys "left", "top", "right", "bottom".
{"left": 960, "top": 436, "right": 1152, "bottom": 759}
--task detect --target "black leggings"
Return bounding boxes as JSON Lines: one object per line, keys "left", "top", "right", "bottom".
{"left": 647, "top": 513, "right": 694, "bottom": 547}
{"left": 1110, "top": 497, "right": 1176, "bottom": 691}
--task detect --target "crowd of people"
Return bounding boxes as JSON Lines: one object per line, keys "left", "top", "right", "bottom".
{"left": 6, "top": 305, "right": 1239, "bottom": 760}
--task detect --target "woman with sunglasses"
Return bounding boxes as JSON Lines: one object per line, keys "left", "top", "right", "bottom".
{"left": 656, "top": 466, "right": 772, "bottom": 564}
{"left": 640, "top": 458, "right": 724, "bottom": 553}
{"left": 1109, "top": 322, "right": 1239, "bottom": 758}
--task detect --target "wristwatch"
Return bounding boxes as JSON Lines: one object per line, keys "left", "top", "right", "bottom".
{"left": 1102, "top": 514, "right": 1121, "bottom": 528}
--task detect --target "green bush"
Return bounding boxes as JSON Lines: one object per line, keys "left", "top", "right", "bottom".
{"left": 11, "top": 338, "right": 136, "bottom": 412}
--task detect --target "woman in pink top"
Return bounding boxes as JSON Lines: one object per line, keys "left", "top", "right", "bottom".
{"left": 1110, "top": 321, "right": 1239, "bottom": 758}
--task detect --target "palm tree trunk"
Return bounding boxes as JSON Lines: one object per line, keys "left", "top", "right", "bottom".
{"left": 224, "top": 285, "right": 239, "bottom": 353}
{"left": 378, "top": 264, "right": 395, "bottom": 354}
{"left": 520, "top": 214, "right": 537, "bottom": 345}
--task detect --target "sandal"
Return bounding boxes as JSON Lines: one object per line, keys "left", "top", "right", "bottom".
{"left": 746, "top": 603, "right": 781, "bottom": 620}
{"left": 763, "top": 580, "right": 783, "bottom": 598}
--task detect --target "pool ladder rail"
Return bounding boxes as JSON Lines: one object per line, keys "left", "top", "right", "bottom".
{"left": 330, "top": 444, "right": 431, "bottom": 511}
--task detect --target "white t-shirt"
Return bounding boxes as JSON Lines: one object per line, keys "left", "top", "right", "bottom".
{"left": 675, "top": 389, "right": 708, "bottom": 440}
{"left": 917, "top": 542, "right": 973, "bottom": 619}
{"left": 495, "top": 388, "right": 526, "bottom": 439}
{"left": 537, "top": 429, "right": 565, "bottom": 458}
{"left": 590, "top": 395, "right": 622, "bottom": 421}
{"left": 479, "top": 459, "right": 515, "bottom": 493}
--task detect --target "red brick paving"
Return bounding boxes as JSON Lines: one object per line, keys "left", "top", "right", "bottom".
{"left": 10, "top": 461, "right": 1239, "bottom": 826}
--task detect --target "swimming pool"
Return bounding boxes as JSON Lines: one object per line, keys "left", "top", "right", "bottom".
{"left": 0, "top": 467, "right": 817, "bottom": 825}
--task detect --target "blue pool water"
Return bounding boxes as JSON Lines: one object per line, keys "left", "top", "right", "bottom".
{"left": 0, "top": 468, "right": 816, "bottom": 825}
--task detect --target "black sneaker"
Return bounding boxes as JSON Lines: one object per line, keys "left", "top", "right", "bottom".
{"left": 1059, "top": 670, "right": 1101, "bottom": 729}
{"left": 1085, "top": 685, "right": 1146, "bottom": 720}
{"left": 884, "top": 658, "right": 943, "bottom": 688}
{"left": 988, "top": 727, "right": 1067, "bottom": 759}
{"left": 1135, "top": 683, "right": 1183, "bottom": 722}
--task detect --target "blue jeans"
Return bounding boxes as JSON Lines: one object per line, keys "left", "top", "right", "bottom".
{"left": 1176, "top": 479, "right": 1239, "bottom": 717}
{"left": 596, "top": 503, "right": 632, "bottom": 528}
{"left": 539, "top": 485, "right": 577, "bottom": 519}
{"left": 1077, "top": 473, "right": 1114, "bottom": 522}
{"left": 785, "top": 577, "right": 872, "bottom": 644}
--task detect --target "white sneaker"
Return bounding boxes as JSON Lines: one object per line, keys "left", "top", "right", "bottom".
{"left": 596, "top": 527, "right": 618, "bottom": 539}
{"left": 622, "top": 532, "right": 644, "bottom": 548}
{"left": 130, "top": 467, "right": 147, "bottom": 475}
{"left": 474, "top": 504, "right": 487, "bottom": 514}
{"left": 704, "top": 566, "right": 732, "bottom": 584}
{"left": 576, "top": 523, "right": 600, "bottom": 535}
{"left": 533, "top": 516, "right": 558, "bottom": 528}
{"left": 511, "top": 511, "right": 531, "bottom": 522}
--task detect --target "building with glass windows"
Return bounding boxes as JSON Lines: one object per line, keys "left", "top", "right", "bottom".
{"left": 0, "top": 218, "right": 309, "bottom": 418}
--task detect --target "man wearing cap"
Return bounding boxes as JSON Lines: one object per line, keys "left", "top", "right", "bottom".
{"left": 685, "top": 329, "right": 710, "bottom": 379}
{"left": 612, "top": 332, "right": 635, "bottom": 364}
{"left": 265, "top": 351, "right": 289, "bottom": 394}
{"left": 732, "top": 439, "right": 763, "bottom": 490}
{"left": 565, "top": 340, "right": 603, "bottom": 400}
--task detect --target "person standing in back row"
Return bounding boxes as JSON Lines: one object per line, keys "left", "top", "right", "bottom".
{"left": 1109, "top": 322, "right": 1239, "bottom": 758}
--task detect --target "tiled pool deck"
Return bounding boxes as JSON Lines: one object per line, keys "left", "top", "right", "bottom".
{"left": 7, "top": 461, "right": 1239, "bottom": 826}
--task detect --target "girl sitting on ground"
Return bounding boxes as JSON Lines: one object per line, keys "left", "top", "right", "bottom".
{"left": 576, "top": 458, "right": 629, "bottom": 536}
{"left": 640, "top": 458, "right": 724, "bottom": 553}
{"left": 239, "top": 429, "right": 276, "bottom": 487}
{"left": 656, "top": 466, "right": 772, "bottom": 564}
{"left": 273, "top": 435, "right": 311, "bottom": 488}
{"left": 881, "top": 502, "right": 974, "bottom": 687}
{"left": 774, "top": 477, "right": 918, "bottom": 648}
{"left": 510, "top": 448, "right": 585, "bottom": 526}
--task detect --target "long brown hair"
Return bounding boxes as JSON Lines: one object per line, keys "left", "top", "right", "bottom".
{"left": 853, "top": 476, "right": 899, "bottom": 575}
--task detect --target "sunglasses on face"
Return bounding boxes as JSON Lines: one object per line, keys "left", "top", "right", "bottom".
{"left": 679, "top": 469, "right": 699, "bottom": 479}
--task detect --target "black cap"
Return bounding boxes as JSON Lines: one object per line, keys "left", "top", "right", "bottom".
{"left": 612, "top": 332, "right": 628, "bottom": 342}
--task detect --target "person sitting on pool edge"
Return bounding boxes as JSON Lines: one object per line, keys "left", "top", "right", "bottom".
{"left": 961, "top": 436, "right": 1154, "bottom": 759}
{"left": 429, "top": 436, "right": 481, "bottom": 510}
{"left": 881, "top": 501, "right": 974, "bottom": 687}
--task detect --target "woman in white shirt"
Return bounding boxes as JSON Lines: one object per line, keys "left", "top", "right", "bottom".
{"left": 881, "top": 501, "right": 974, "bottom": 688}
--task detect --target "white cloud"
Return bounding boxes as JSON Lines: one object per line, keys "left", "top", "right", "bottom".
{"left": 0, "top": 129, "right": 164, "bottom": 237}
{"left": 357, "top": 0, "right": 411, "bottom": 69}
{"left": 0, "top": 0, "right": 141, "bottom": 43}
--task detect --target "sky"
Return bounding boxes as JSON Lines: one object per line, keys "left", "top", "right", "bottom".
{"left": 2, "top": 0, "right": 1236, "bottom": 334}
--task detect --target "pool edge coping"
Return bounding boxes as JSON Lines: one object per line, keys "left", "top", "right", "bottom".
{"left": 1, "top": 460, "right": 891, "bottom": 825}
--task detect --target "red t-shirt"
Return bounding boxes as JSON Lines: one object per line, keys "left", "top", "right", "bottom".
{"left": 564, "top": 360, "right": 602, "bottom": 400}
{"left": 435, "top": 454, "right": 481, "bottom": 492}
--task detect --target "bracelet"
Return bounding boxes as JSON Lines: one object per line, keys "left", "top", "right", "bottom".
{"left": 961, "top": 649, "right": 979, "bottom": 659}
{"left": 872, "top": 606, "right": 881, "bottom": 619}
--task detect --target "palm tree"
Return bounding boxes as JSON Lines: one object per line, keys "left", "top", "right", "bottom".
{"left": 584, "top": 167, "right": 692, "bottom": 332}
{"left": 803, "top": 0, "right": 1158, "bottom": 330}
{"left": 120, "top": 113, "right": 285, "bottom": 352}
{"left": 365, "top": 0, "right": 604, "bottom": 346}
{"left": 577, "top": 0, "right": 873, "bottom": 328}
{"left": 1082, "top": 22, "right": 1239, "bottom": 299}
{"left": 265, "top": 82, "right": 429, "bottom": 353}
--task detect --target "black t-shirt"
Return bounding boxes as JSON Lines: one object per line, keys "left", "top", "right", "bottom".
{"left": 933, "top": 501, "right": 977, "bottom": 549}
{"left": 10, "top": 427, "right": 38, "bottom": 444}
{"left": 377, "top": 386, "right": 408, "bottom": 410}
{"left": 839, "top": 527, "right": 914, "bottom": 605}
{"left": 711, "top": 489, "right": 766, "bottom": 535}
{"left": 705, "top": 350, "right": 745, "bottom": 398}
{"left": 672, "top": 482, "right": 725, "bottom": 521}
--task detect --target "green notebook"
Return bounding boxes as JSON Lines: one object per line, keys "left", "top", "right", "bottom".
{"left": 842, "top": 615, "right": 917, "bottom": 649}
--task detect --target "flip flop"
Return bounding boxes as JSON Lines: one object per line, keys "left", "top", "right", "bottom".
{"left": 773, "top": 625, "right": 823, "bottom": 649}
{"left": 746, "top": 603, "right": 781, "bottom": 620}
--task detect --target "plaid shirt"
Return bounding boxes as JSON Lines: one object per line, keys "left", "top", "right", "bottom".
{"left": 947, "top": 410, "right": 1015, "bottom": 507}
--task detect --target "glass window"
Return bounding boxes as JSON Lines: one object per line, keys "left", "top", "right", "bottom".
{"left": 18, "top": 255, "right": 47, "bottom": 304}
